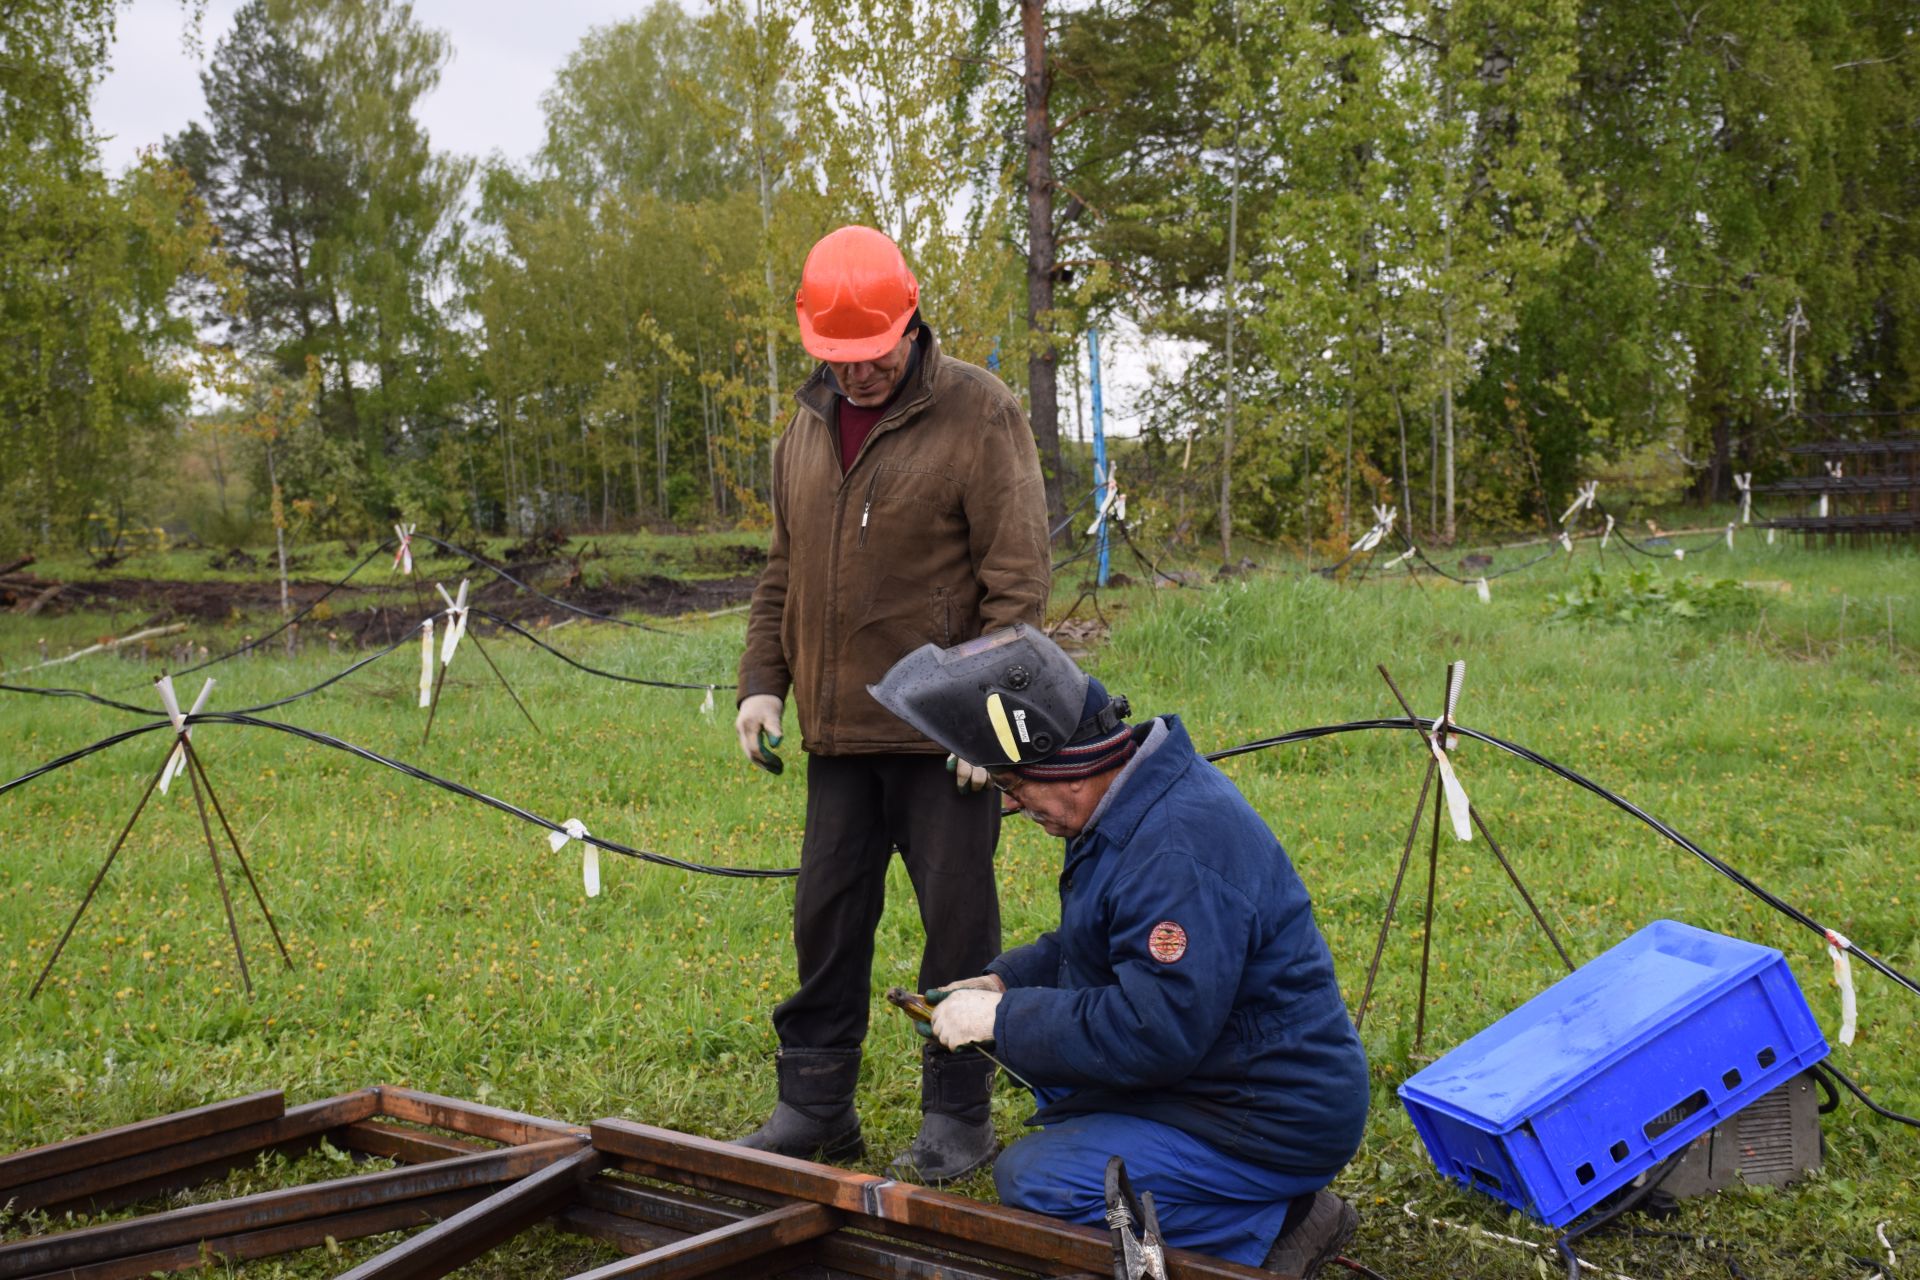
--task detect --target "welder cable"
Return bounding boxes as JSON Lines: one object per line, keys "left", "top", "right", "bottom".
{"left": 0, "top": 713, "right": 794, "bottom": 879}
{"left": 1049, "top": 485, "right": 1100, "bottom": 539}
{"left": 1555, "top": 1151, "right": 1687, "bottom": 1280}
{"left": 1811, "top": 1062, "right": 1920, "bottom": 1130}
{"left": 157, "top": 538, "right": 397, "bottom": 680}
{"left": 472, "top": 608, "right": 730, "bottom": 692}
{"left": 415, "top": 533, "right": 679, "bottom": 634}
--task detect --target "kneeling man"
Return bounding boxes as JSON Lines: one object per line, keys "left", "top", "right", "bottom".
{"left": 869, "top": 626, "right": 1368, "bottom": 1276}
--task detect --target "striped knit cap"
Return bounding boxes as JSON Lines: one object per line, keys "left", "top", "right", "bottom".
{"left": 1012, "top": 678, "right": 1135, "bottom": 781}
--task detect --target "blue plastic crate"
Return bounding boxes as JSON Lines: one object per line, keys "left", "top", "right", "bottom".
{"left": 1397, "top": 919, "right": 1828, "bottom": 1226}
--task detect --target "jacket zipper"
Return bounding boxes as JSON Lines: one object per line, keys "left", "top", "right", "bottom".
{"left": 857, "top": 469, "right": 882, "bottom": 547}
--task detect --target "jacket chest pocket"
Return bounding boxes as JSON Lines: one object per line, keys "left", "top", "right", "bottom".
{"left": 858, "top": 464, "right": 963, "bottom": 547}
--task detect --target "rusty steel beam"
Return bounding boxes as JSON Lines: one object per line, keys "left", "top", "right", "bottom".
{"left": 1, "top": 1090, "right": 378, "bottom": 1217}
{"left": 561, "top": 1201, "right": 840, "bottom": 1280}
{"left": 334, "top": 1145, "right": 604, "bottom": 1280}
{"left": 11, "top": 1189, "right": 487, "bottom": 1280}
{"left": 0, "top": 1091, "right": 284, "bottom": 1193}
{"left": 374, "top": 1086, "right": 587, "bottom": 1144}
{"left": 0, "top": 1135, "right": 584, "bottom": 1278}
{"left": 590, "top": 1120, "right": 1271, "bottom": 1280}
{"left": 335, "top": 1120, "right": 492, "bottom": 1164}
{"left": 575, "top": 1178, "right": 1072, "bottom": 1280}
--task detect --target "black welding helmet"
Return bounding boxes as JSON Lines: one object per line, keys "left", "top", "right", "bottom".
{"left": 869, "top": 624, "right": 1122, "bottom": 769}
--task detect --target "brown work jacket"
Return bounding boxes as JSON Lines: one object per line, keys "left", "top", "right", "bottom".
{"left": 738, "top": 328, "right": 1050, "bottom": 754}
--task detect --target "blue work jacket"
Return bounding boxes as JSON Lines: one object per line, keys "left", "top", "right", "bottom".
{"left": 987, "top": 716, "right": 1369, "bottom": 1177}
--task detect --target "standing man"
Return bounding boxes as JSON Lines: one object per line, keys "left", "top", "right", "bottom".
{"left": 733, "top": 225, "right": 1051, "bottom": 1185}
{"left": 870, "top": 625, "right": 1369, "bottom": 1277}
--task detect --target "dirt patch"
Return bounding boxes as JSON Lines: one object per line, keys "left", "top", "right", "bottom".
{"left": 11, "top": 565, "right": 760, "bottom": 641}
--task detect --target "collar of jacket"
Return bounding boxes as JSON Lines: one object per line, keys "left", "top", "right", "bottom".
{"left": 1065, "top": 714, "right": 1197, "bottom": 867}
{"left": 793, "top": 324, "right": 942, "bottom": 439}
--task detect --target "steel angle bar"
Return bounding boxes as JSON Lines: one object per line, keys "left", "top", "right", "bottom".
{"left": 11, "top": 1189, "right": 487, "bottom": 1280}
{"left": 373, "top": 1085, "right": 588, "bottom": 1144}
{"left": 575, "top": 1178, "right": 1080, "bottom": 1280}
{"left": 336, "top": 1146, "right": 604, "bottom": 1280}
{"left": 0, "top": 1091, "right": 282, "bottom": 1193}
{"left": 0, "top": 1134, "right": 582, "bottom": 1277}
{"left": 589, "top": 1121, "right": 1270, "bottom": 1280}
{"left": 335, "top": 1119, "right": 492, "bottom": 1164}
{"left": 561, "top": 1201, "right": 840, "bottom": 1280}
{"left": 0, "top": 1090, "right": 377, "bottom": 1218}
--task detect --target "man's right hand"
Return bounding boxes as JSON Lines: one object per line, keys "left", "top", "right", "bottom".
{"left": 735, "top": 694, "right": 785, "bottom": 766}
{"left": 947, "top": 754, "right": 990, "bottom": 792}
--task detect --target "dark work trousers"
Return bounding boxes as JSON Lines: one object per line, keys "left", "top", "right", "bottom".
{"left": 772, "top": 752, "right": 1003, "bottom": 1053}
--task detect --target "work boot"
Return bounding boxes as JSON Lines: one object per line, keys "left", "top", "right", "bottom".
{"left": 886, "top": 1046, "right": 998, "bottom": 1185}
{"left": 1261, "top": 1190, "right": 1358, "bottom": 1278}
{"left": 735, "top": 1047, "right": 864, "bottom": 1162}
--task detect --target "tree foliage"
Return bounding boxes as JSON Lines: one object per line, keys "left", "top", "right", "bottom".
{"left": 8, "top": 0, "right": 1917, "bottom": 549}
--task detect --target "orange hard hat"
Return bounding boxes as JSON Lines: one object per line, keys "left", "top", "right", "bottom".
{"left": 795, "top": 225, "right": 920, "bottom": 362}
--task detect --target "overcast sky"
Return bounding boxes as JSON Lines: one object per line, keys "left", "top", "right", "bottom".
{"left": 93, "top": 0, "right": 1175, "bottom": 439}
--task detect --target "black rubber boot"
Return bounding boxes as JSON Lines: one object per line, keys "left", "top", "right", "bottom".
{"left": 1261, "top": 1190, "right": 1358, "bottom": 1278}
{"left": 885, "top": 1046, "right": 998, "bottom": 1185}
{"left": 735, "top": 1047, "right": 864, "bottom": 1162}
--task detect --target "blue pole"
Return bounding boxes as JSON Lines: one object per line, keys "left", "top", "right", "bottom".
{"left": 1088, "top": 328, "right": 1109, "bottom": 587}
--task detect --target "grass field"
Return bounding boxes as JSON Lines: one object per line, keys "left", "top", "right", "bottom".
{"left": 1, "top": 531, "right": 1916, "bottom": 1278}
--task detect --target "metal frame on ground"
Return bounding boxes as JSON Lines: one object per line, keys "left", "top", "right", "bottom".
{"left": 0, "top": 1087, "right": 1283, "bottom": 1280}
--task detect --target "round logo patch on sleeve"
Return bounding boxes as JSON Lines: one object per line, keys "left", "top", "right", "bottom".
{"left": 1148, "top": 921, "right": 1188, "bottom": 963}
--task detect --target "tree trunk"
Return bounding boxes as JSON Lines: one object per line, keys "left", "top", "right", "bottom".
{"left": 1395, "top": 396, "right": 1411, "bottom": 519}
{"left": 1023, "top": 0, "right": 1064, "bottom": 528}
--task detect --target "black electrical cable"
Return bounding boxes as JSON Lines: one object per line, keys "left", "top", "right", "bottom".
{"left": 473, "top": 609, "right": 729, "bottom": 692}
{"left": 415, "top": 533, "right": 679, "bottom": 635}
{"left": 157, "top": 538, "right": 397, "bottom": 680}
{"left": 1049, "top": 485, "right": 1100, "bottom": 539}
{"left": 1809, "top": 1064, "right": 1841, "bottom": 1114}
{"left": 0, "top": 712, "right": 795, "bottom": 879}
{"left": 1812, "top": 1062, "right": 1920, "bottom": 1130}
{"left": 1555, "top": 1150, "right": 1687, "bottom": 1280}
{"left": 1330, "top": 1257, "right": 1392, "bottom": 1280}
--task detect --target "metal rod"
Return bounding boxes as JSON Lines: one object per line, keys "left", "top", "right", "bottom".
{"left": 30, "top": 744, "right": 174, "bottom": 999}
{"left": 1471, "top": 807, "right": 1576, "bottom": 973}
{"left": 421, "top": 654, "right": 451, "bottom": 747}
{"left": 1354, "top": 758, "right": 1433, "bottom": 1032}
{"left": 183, "top": 739, "right": 253, "bottom": 997}
{"left": 183, "top": 738, "right": 291, "bottom": 969}
{"left": 1414, "top": 753, "right": 1444, "bottom": 1053}
{"left": 467, "top": 629, "right": 539, "bottom": 733}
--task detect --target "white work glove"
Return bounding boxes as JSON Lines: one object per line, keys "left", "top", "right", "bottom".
{"left": 735, "top": 694, "right": 784, "bottom": 765}
{"left": 930, "top": 989, "right": 1002, "bottom": 1050}
{"left": 930, "top": 974, "right": 1006, "bottom": 995}
{"left": 947, "top": 753, "right": 989, "bottom": 792}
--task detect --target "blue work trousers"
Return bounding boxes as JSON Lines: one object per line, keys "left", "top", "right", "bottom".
{"left": 993, "top": 1106, "right": 1329, "bottom": 1267}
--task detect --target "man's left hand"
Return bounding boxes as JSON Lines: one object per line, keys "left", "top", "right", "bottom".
{"left": 930, "top": 989, "right": 1001, "bottom": 1049}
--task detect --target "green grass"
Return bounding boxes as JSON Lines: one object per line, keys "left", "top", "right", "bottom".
{"left": 1, "top": 535, "right": 1916, "bottom": 1277}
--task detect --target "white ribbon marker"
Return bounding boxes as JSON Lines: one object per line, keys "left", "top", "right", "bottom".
{"left": 1674, "top": 547, "right": 1686, "bottom": 560}
{"left": 1558, "top": 531, "right": 1574, "bottom": 554}
{"left": 1350, "top": 505, "right": 1397, "bottom": 554}
{"left": 1602, "top": 513, "right": 1615, "bottom": 548}
{"left": 700, "top": 686, "right": 715, "bottom": 718}
{"left": 1825, "top": 929, "right": 1857, "bottom": 1046}
{"left": 392, "top": 523, "right": 416, "bottom": 575}
{"left": 1725, "top": 523, "right": 1736, "bottom": 550}
{"left": 1426, "top": 661, "right": 1472, "bottom": 842}
{"left": 154, "top": 676, "right": 215, "bottom": 795}
{"left": 1818, "top": 494, "right": 1829, "bottom": 519}
{"left": 418, "top": 618, "right": 435, "bottom": 708}
{"left": 1558, "top": 481, "right": 1598, "bottom": 527}
{"left": 1384, "top": 546, "right": 1416, "bottom": 569}
{"left": 435, "top": 580, "right": 470, "bottom": 667}
{"left": 548, "top": 818, "right": 597, "bottom": 897}
{"left": 1767, "top": 527, "right": 1776, "bottom": 545}
{"left": 1734, "top": 474, "right": 1752, "bottom": 524}
{"left": 1085, "top": 470, "right": 1122, "bottom": 538}
{"left": 1475, "top": 577, "right": 1491, "bottom": 604}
